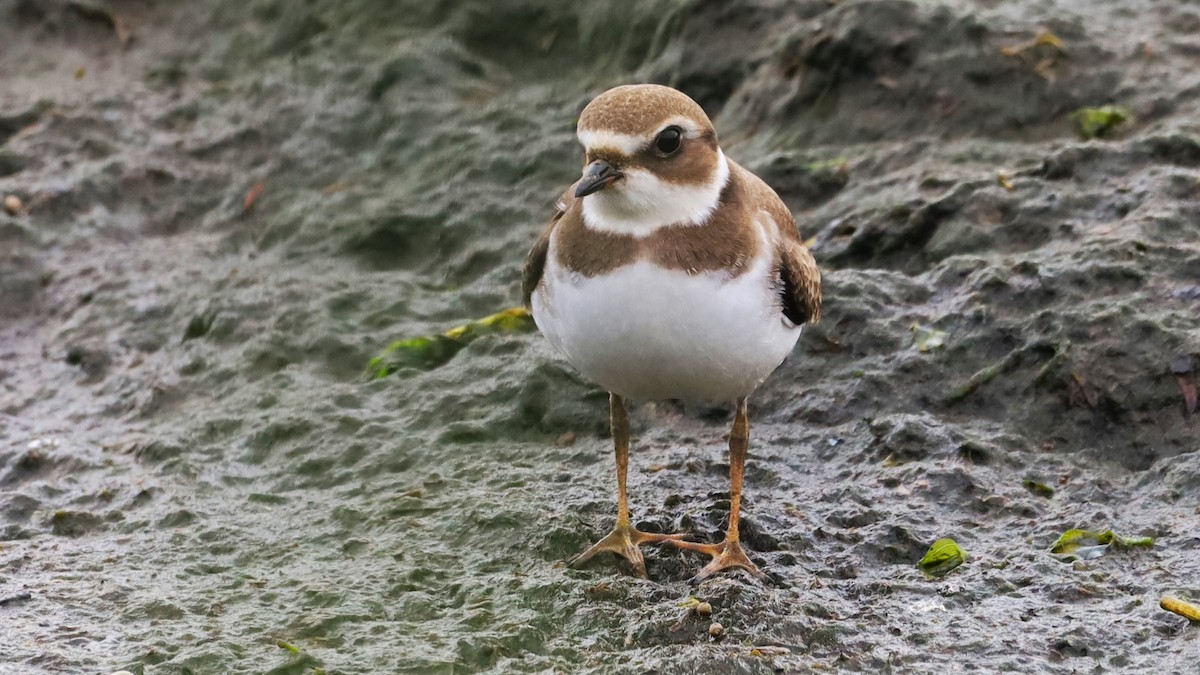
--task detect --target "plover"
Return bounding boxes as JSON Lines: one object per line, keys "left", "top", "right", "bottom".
{"left": 523, "top": 84, "right": 821, "bottom": 582}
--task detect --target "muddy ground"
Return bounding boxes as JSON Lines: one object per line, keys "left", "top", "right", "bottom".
{"left": 1, "top": 0, "right": 1198, "bottom": 672}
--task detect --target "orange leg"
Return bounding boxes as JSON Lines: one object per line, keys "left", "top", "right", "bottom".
{"left": 571, "top": 393, "right": 688, "bottom": 578}
{"left": 670, "top": 397, "right": 769, "bottom": 583}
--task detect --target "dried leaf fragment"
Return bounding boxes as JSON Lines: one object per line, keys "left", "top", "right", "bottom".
{"left": 1032, "top": 58, "right": 1058, "bottom": 83}
{"left": 1170, "top": 355, "right": 1197, "bottom": 416}
{"left": 1178, "top": 376, "right": 1198, "bottom": 417}
{"left": 1001, "top": 28, "right": 1067, "bottom": 58}
{"left": 750, "top": 646, "right": 792, "bottom": 656}
{"left": 243, "top": 182, "right": 265, "bottom": 213}
{"left": 1161, "top": 597, "right": 1200, "bottom": 622}
{"left": 910, "top": 324, "right": 948, "bottom": 352}
{"left": 1032, "top": 28, "right": 1067, "bottom": 53}
{"left": 321, "top": 180, "right": 350, "bottom": 196}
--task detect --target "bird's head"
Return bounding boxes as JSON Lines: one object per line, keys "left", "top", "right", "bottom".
{"left": 574, "top": 84, "right": 729, "bottom": 234}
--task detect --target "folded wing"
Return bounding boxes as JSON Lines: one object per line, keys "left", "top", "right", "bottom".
{"left": 777, "top": 236, "right": 822, "bottom": 326}
{"left": 522, "top": 186, "right": 576, "bottom": 309}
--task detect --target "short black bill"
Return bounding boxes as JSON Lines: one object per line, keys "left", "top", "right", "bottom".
{"left": 574, "top": 159, "right": 621, "bottom": 198}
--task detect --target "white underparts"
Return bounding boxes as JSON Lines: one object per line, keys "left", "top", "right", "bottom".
{"left": 531, "top": 217, "right": 800, "bottom": 402}
{"left": 581, "top": 149, "right": 730, "bottom": 235}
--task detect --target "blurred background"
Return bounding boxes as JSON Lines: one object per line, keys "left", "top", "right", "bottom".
{"left": 0, "top": 0, "right": 1198, "bottom": 672}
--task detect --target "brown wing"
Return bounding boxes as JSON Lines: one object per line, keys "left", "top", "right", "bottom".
{"left": 728, "top": 159, "right": 822, "bottom": 326}
{"left": 778, "top": 236, "right": 822, "bottom": 326}
{"left": 521, "top": 186, "right": 576, "bottom": 309}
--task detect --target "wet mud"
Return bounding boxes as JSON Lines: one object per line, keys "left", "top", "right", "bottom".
{"left": 1, "top": 0, "right": 1198, "bottom": 672}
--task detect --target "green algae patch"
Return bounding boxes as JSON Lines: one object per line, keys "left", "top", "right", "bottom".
{"left": 1072, "top": 106, "right": 1131, "bottom": 140}
{"left": 1050, "top": 529, "right": 1153, "bottom": 561}
{"left": 1022, "top": 479, "right": 1054, "bottom": 498}
{"left": 274, "top": 639, "right": 324, "bottom": 673}
{"left": 805, "top": 157, "right": 852, "bottom": 188}
{"left": 1032, "top": 342, "right": 1071, "bottom": 388}
{"left": 945, "top": 342, "right": 1057, "bottom": 404}
{"left": 275, "top": 640, "right": 301, "bottom": 654}
{"left": 182, "top": 310, "right": 217, "bottom": 341}
{"left": 944, "top": 362, "right": 1003, "bottom": 403}
{"left": 50, "top": 509, "right": 104, "bottom": 537}
{"left": 367, "top": 307, "right": 535, "bottom": 378}
{"left": 918, "top": 538, "right": 968, "bottom": 578}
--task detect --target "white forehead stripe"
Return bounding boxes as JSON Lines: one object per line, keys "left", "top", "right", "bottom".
{"left": 577, "top": 116, "right": 704, "bottom": 154}
{"left": 576, "top": 129, "right": 646, "bottom": 155}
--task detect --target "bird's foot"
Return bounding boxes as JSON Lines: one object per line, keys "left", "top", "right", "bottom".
{"left": 570, "top": 520, "right": 688, "bottom": 578}
{"left": 670, "top": 538, "right": 769, "bottom": 584}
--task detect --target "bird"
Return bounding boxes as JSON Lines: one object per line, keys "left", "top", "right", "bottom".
{"left": 522, "top": 84, "right": 821, "bottom": 582}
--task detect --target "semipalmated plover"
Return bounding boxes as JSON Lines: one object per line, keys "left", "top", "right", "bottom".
{"left": 523, "top": 84, "right": 821, "bottom": 582}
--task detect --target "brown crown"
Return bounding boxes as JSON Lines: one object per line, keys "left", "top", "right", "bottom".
{"left": 577, "top": 84, "right": 714, "bottom": 137}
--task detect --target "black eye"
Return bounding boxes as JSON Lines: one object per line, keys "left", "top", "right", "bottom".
{"left": 655, "top": 126, "right": 682, "bottom": 155}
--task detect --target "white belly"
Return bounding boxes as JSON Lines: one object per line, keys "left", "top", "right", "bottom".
{"left": 531, "top": 257, "right": 800, "bottom": 402}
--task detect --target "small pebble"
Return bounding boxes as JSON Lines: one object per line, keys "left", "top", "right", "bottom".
{"left": 110, "top": 671, "right": 135, "bottom": 675}
{"left": 708, "top": 622, "right": 725, "bottom": 639}
{"left": 695, "top": 601, "right": 712, "bottom": 617}
{"left": 3, "top": 195, "right": 21, "bottom": 215}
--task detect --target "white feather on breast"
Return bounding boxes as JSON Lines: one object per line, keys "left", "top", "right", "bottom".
{"left": 531, "top": 234, "right": 800, "bottom": 403}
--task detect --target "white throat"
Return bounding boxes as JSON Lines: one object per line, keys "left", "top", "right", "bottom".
{"left": 581, "top": 150, "right": 730, "bottom": 236}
